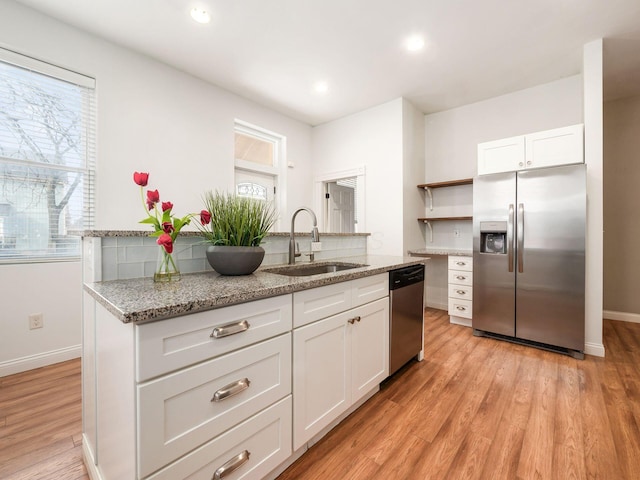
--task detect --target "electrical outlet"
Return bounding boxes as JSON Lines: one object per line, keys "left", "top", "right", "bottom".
{"left": 453, "top": 229, "right": 461, "bottom": 238}
{"left": 29, "top": 313, "right": 43, "bottom": 330}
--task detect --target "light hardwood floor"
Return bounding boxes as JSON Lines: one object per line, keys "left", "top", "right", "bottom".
{"left": 2, "top": 309, "right": 640, "bottom": 479}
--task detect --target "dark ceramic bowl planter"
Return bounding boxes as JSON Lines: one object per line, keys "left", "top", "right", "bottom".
{"left": 206, "top": 245, "right": 265, "bottom": 275}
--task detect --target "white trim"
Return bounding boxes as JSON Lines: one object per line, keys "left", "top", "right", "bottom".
{"left": 603, "top": 310, "right": 640, "bottom": 324}
{"left": 82, "top": 437, "right": 103, "bottom": 480}
{"left": 449, "top": 315, "right": 472, "bottom": 327}
{"left": 314, "top": 166, "right": 366, "bottom": 233}
{"left": 584, "top": 342, "right": 605, "bottom": 357}
{"left": 0, "top": 345, "right": 81, "bottom": 377}
{"left": 0, "top": 46, "right": 95, "bottom": 88}
{"left": 426, "top": 301, "right": 448, "bottom": 310}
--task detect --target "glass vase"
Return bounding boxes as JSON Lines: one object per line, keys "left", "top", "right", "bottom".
{"left": 154, "top": 245, "right": 181, "bottom": 282}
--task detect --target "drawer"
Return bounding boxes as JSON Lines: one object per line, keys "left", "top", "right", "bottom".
{"left": 137, "top": 334, "right": 291, "bottom": 478}
{"left": 136, "top": 294, "right": 292, "bottom": 381}
{"left": 294, "top": 281, "right": 353, "bottom": 328}
{"left": 448, "top": 298, "right": 472, "bottom": 319}
{"left": 147, "top": 396, "right": 292, "bottom": 480}
{"left": 351, "top": 273, "right": 389, "bottom": 308}
{"left": 448, "top": 270, "right": 472, "bottom": 286}
{"left": 448, "top": 255, "right": 473, "bottom": 272}
{"left": 448, "top": 285, "right": 473, "bottom": 301}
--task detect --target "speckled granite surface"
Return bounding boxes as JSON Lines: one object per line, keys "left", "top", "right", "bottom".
{"left": 409, "top": 248, "right": 472, "bottom": 257}
{"left": 79, "top": 230, "right": 370, "bottom": 238}
{"left": 85, "top": 255, "right": 425, "bottom": 324}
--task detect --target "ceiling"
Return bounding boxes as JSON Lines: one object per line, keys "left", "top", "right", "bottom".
{"left": 13, "top": 0, "right": 640, "bottom": 125}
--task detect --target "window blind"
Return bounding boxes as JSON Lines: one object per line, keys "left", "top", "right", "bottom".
{"left": 0, "top": 48, "right": 96, "bottom": 263}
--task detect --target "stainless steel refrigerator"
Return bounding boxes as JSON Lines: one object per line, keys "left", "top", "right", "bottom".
{"left": 472, "top": 163, "right": 586, "bottom": 358}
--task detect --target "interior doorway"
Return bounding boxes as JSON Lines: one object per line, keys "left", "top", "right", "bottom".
{"left": 325, "top": 179, "right": 356, "bottom": 233}
{"left": 314, "top": 166, "right": 365, "bottom": 234}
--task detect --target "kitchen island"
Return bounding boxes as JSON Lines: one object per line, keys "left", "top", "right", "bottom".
{"left": 82, "top": 246, "right": 425, "bottom": 480}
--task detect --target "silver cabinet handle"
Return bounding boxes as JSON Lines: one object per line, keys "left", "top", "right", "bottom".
{"left": 455, "top": 275, "right": 467, "bottom": 281}
{"left": 508, "top": 204, "right": 514, "bottom": 273}
{"left": 517, "top": 203, "right": 524, "bottom": 273}
{"left": 213, "top": 450, "right": 250, "bottom": 479}
{"left": 456, "top": 306, "right": 466, "bottom": 311}
{"left": 211, "top": 320, "right": 250, "bottom": 338}
{"left": 455, "top": 261, "right": 466, "bottom": 266}
{"left": 211, "top": 378, "right": 250, "bottom": 402}
{"left": 456, "top": 290, "right": 467, "bottom": 295}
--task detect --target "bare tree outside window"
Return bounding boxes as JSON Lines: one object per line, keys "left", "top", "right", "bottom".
{"left": 0, "top": 59, "right": 94, "bottom": 260}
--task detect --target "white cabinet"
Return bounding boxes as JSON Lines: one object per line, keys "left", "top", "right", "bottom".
{"left": 292, "top": 275, "right": 389, "bottom": 450}
{"left": 477, "top": 124, "right": 583, "bottom": 175}
{"left": 448, "top": 255, "right": 473, "bottom": 326}
{"left": 84, "top": 295, "right": 293, "bottom": 480}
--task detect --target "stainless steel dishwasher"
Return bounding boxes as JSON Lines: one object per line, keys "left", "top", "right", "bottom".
{"left": 389, "top": 264, "right": 425, "bottom": 376}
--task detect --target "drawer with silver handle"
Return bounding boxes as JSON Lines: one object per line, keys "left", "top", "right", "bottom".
{"left": 448, "top": 255, "right": 473, "bottom": 272}
{"left": 146, "top": 396, "right": 292, "bottom": 480}
{"left": 448, "top": 298, "right": 472, "bottom": 319}
{"left": 137, "top": 333, "right": 291, "bottom": 478}
{"left": 448, "top": 270, "right": 472, "bottom": 286}
{"left": 136, "top": 294, "right": 292, "bottom": 381}
{"left": 448, "top": 285, "right": 473, "bottom": 300}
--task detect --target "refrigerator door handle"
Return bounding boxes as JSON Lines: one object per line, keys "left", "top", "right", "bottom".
{"left": 517, "top": 203, "right": 524, "bottom": 273}
{"left": 508, "top": 204, "right": 514, "bottom": 272}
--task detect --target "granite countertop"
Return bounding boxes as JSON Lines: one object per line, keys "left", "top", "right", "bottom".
{"left": 85, "top": 255, "right": 426, "bottom": 324}
{"left": 409, "top": 247, "right": 472, "bottom": 257}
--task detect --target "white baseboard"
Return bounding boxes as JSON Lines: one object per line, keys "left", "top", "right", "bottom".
{"left": 584, "top": 342, "right": 605, "bottom": 358}
{"left": 0, "top": 345, "right": 81, "bottom": 377}
{"left": 603, "top": 310, "right": 640, "bottom": 324}
{"left": 83, "top": 436, "right": 102, "bottom": 480}
{"left": 449, "top": 315, "right": 472, "bottom": 328}
{"left": 426, "top": 301, "right": 448, "bottom": 310}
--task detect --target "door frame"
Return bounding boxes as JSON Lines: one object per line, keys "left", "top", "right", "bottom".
{"left": 313, "top": 166, "right": 365, "bottom": 233}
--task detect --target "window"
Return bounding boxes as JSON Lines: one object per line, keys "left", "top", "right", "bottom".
{"left": 234, "top": 120, "right": 285, "bottom": 228}
{"left": 0, "top": 48, "right": 96, "bottom": 263}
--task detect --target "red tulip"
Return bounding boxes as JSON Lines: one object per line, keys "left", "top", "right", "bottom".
{"left": 200, "top": 209, "right": 211, "bottom": 225}
{"left": 162, "top": 222, "right": 174, "bottom": 234}
{"left": 133, "top": 172, "right": 149, "bottom": 186}
{"left": 157, "top": 233, "right": 173, "bottom": 253}
{"left": 146, "top": 189, "right": 160, "bottom": 210}
{"left": 162, "top": 201, "right": 173, "bottom": 212}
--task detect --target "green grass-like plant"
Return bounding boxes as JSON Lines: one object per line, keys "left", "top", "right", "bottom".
{"left": 199, "top": 191, "right": 277, "bottom": 247}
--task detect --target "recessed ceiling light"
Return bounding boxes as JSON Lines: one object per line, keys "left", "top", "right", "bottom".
{"left": 313, "top": 81, "right": 329, "bottom": 94}
{"left": 406, "top": 35, "right": 425, "bottom": 52}
{"left": 190, "top": 8, "right": 211, "bottom": 24}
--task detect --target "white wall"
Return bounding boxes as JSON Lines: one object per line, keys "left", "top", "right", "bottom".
{"left": 583, "top": 39, "right": 605, "bottom": 356}
{"left": 402, "top": 99, "right": 426, "bottom": 254}
{"left": 603, "top": 95, "right": 640, "bottom": 317}
{"left": 0, "top": 1, "right": 314, "bottom": 374}
{"left": 312, "top": 99, "right": 404, "bottom": 255}
{"left": 424, "top": 75, "right": 584, "bottom": 182}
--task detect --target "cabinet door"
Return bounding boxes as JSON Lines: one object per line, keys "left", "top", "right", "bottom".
{"left": 477, "top": 135, "right": 524, "bottom": 175}
{"left": 525, "top": 124, "right": 583, "bottom": 170}
{"left": 350, "top": 298, "right": 389, "bottom": 403}
{"left": 293, "top": 313, "right": 350, "bottom": 450}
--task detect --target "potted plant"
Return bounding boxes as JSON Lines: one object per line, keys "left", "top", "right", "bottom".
{"left": 198, "top": 191, "right": 277, "bottom": 275}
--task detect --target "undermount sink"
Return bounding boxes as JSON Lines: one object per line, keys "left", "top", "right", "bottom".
{"left": 264, "top": 262, "right": 368, "bottom": 277}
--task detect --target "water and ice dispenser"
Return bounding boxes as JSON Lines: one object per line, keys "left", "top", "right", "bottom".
{"left": 480, "top": 221, "right": 507, "bottom": 254}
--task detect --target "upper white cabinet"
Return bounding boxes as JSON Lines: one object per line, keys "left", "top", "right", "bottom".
{"left": 477, "top": 124, "right": 583, "bottom": 175}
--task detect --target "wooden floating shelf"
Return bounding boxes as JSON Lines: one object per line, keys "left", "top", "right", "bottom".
{"left": 417, "top": 178, "right": 473, "bottom": 189}
{"left": 418, "top": 216, "right": 472, "bottom": 222}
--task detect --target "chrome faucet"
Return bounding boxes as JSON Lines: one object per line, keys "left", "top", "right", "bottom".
{"left": 289, "top": 207, "right": 320, "bottom": 264}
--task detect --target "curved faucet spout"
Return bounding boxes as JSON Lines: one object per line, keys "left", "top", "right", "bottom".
{"left": 289, "top": 207, "right": 320, "bottom": 264}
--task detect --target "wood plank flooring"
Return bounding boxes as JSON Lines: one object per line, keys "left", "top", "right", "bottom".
{"left": 1, "top": 309, "right": 640, "bottom": 479}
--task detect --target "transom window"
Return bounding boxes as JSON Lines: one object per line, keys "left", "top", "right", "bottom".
{"left": 233, "top": 120, "right": 285, "bottom": 228}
